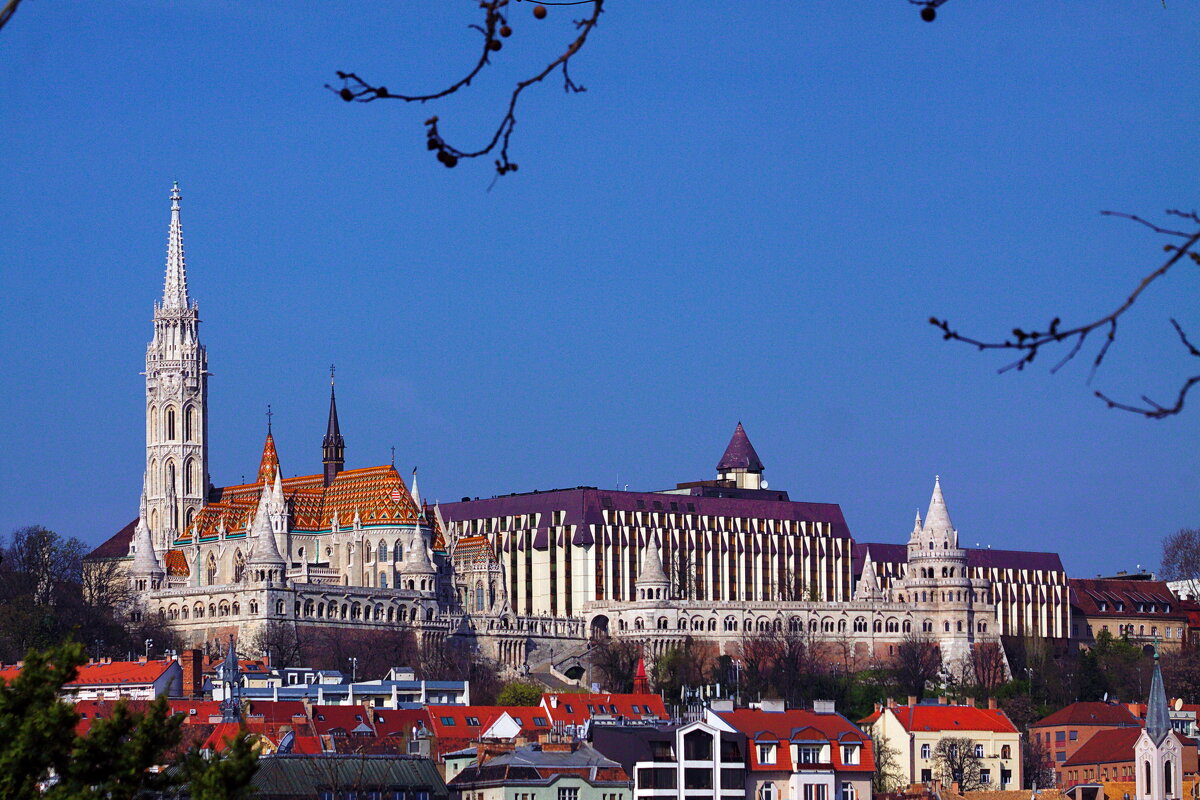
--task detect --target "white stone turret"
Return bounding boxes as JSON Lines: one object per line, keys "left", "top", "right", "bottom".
{"left": 922, "top": 475, "right": 956, "bottom": 548}
{"left": 635, "top": 533, "right": 671, "bottom": 601}
{"left": 247, "top": 483, "right": 286, "bottom": 583}
{"left": 399, "top": 525, "right": 437, "bottom": 595}
{"left": 854, "top": 549, "right": 882, "bottom": 601}
{"left": 410, "top": 467, "right": 422, "bottom": 509}
{"left": 145, "top": 182, "right": 209, "bottom": 551}
{"left": 129, "top": 475, "right": 165, "bottom": 589}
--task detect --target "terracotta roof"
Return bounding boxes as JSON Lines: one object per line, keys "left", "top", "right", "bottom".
{"left": 310, "top": 704, "right": 376, "bottom": 737}
{"left": 1032, "top": 702, "right": 1141, "bottom": 728}
{"left": 167, "top": 699, "right": 223, "bottom": 721}
{"left": 2, "top": 659, "right": 176, "bottom": 688}
{"left": 718, "top": 708, "right": 875, "bottom": 772}
{"left": 425, "top": 705, "right": 554, "bottom": 759}
{"left": 1062, "top": 728, "right": 1143, "bottom": 766}
{"left": 163, "top": 549, "right": 189, "bottom": 576}
{"left": 245, "top": 700, "right": 309, "bottom": 724}
{"left": 877, "top": 705, "right": 1019, "bottom": 734}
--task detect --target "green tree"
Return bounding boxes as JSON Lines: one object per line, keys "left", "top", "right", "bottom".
{"left": 0, "top": 641, "right": 258, "bottom": 799}
{"left": 496, "top": 680, "right": 544, "bottom": 706}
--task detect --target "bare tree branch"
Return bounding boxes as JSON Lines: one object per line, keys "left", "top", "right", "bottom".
{"left": 0, "top": 0, "right": 24, "bottom": 36}
{"left": 931, "top": 209, "right": 1200, "bottom": 419}
{"left": 327, "top": 0, "right": 604, "bottom": 176}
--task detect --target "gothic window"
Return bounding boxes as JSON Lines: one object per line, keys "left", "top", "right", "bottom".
{"left": 184, "top": 458, "right": 194, "bottom": 495}
{"left": 380, "top": 572, "right": 388, "bottom": 588}
{"left": 249, "top": 600, "right": 259, "bottom": 614}
{"left": 276, "top": 600, "right": 285, "bottom": 615}
{"left": 903, "top": 620, "right": 912, "bottom": 632}
{"left": 208, "top": 603, "right": 216, "bottom": 617}
{"left": 378, "top": 541, "right": 388, "bottom": 562}
{"left": 708, "top": 618, "right": 717, "bottom": 631}
{"left": 923, "top": 619, "right": 933, "bottom": 632}
{"left": 149, "top": 406, "right": 159, "bottom": 441}
{"left": 944, "top": 621, "right": 951, "bottom": 632}
{"left": 873, "top": 620, "right": 883, "bottom": 633}
{"left": 475, "top": 581, "right": 485, "bottom": 611}
{"left": 206, "top": 554, "right": 217, "bottom": 585}
{"left": 233, "top": 550, "right": 245, "bottom": 582}
{"left": 193, "top": 603, "right": 203, "bottom": 618}
{"left": 838, "top": 619, "right": 847, "bottom": 632}
{"left": 394, "top": 540, "right": 403, "bottom": 561}
{"left": 184, "top": 507, "right": 195, "bottom": 533}
{"left": 184, "top": 405, "right": 195, "bottom": 442}
{"left": 166, "top": 407, "right": 176, "bottom": 441}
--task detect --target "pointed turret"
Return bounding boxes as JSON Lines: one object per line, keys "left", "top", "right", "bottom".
{"left": 410, "top": 467, "right": 422, "bottom": 509}
{"left": 632, "top": 657, "right": 649, "bottom": 694}
{"left": 855, "top": 549, "right": 881, "bottom": 600}
{"left": 322, "top": 370, "right": 345, "bottom": 486}
{"left": 1147, "top": 649, "right": 1171, "bottom": 745}
{"left": 247, "top": 483, "right": 286, "bottom": 580}
{"left": 635, "top": 534, "right": 671, "bottom": 601}
{"left": 129, "top": 475, "right": 165, "bottom": 584}
{"left": 161, "top": 182, "right": 191, "bottom": 312}
{"left": 922, "top": 475, "right": 955, "bottom": 536}
{"left": 257, "top": 427, "right": 280, "bottom": 485}
{"left": 217, "top": 635, "right": 242, "bottom": 722}
{"left": 716, "top": 422, "right": 765, "bottom": 489}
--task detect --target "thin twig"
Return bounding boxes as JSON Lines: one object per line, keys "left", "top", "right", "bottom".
{"left": 931, "top": 210, "right": 1200, "bottom": 418}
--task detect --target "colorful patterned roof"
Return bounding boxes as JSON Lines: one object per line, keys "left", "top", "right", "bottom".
{"left": 257, "top": 432, "right": 280, "bottom": 484}
{"left": 164, "top": 549, "right": 189, "bottom": 576}
{"left": 453, "top": 536, "right": 497, "bottom": 568}
{"left": 179, "top": 463, "right": 420, "bottom": 544}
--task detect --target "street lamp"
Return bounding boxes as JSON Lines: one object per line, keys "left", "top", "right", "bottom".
{"left": 348, "top": 656, "right": 358, "bottom": 682}
{"left": 144, "top": 639, "right": 154, "bottom": 659}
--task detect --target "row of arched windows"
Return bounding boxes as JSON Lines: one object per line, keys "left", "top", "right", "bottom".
{"left": 149, "top": 404, "right": 199, "bottom": 444}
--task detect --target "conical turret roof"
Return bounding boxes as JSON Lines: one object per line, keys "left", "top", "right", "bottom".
{"left": 247, "top": 483, "right": 286, "bottom": 567}
{"left": 257, "top": 429, "right": 280, "bottom": 485}
{"left": 636, "top": 534, "right": 670, "bottom": 586}
{"left": 922, "top": 476, "right": 954, "bottom": 533}
{"left": 129, "top": 475, "right": 164, "bottom": 577}
{"left": 716, "top": 422, "right": 764, "bottom": 472}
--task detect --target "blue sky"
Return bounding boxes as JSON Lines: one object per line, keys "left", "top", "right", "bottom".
{"left": 1, "top": 2, "right": 1197, "bottom": 577}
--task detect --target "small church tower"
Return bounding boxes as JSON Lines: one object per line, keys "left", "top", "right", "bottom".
{"left": 1136, "top": 647, "right": 1183, "bottom": 800}
{"left": 145, "top": 182, "right": 208, "bottom": 551}
{"left": 322, "top": 368, "right": 345, "bottom": 486}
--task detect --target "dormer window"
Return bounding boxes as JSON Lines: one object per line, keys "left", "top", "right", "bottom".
{"left": 1098, "top": 601, "right": 1108, "bottom": 611}
{"left": 757, "top": 743, "right": 777, "bottom": 765}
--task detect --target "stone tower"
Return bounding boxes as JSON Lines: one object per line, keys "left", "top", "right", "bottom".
{"left": 144, "top": 182, "right": 208, "bottom": 550}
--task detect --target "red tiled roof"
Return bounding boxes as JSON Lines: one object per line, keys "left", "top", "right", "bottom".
{"left": 163, "top": 549, "right": 189, "bottom": 576}
{"left": 370, "top": 708, "right": 429, "bottom": 738}
{"left": 167, "top": 699, "right": 223, "bottom": 722}
{"left": 244, "top": 700, "right": 308, "bottom": 724}
{"left": 86, "top": 518, "right": 137, "bottom": 560}
{"left": 1, "top": 659, "right": 176, "bottom": 688}
{"left": 310, "top": 704, "right": 376, "bottom": 736}
{"left": 881, "top": 706, "right": 1018, "bottom": 734}
{"left": 1062, "top": 728, "right": 1143, "bottom": 767}
{"left": 541, "top": 693, "right": 669, "bottom": 726}
{"left": 719, "top": 708, "right": 875, "bottom": 773}
{"left": 73, "top": 699, "right": 153, "bottom": 735}
{"left": 1032, "top": 702, "right": 1141, "bottom": 728}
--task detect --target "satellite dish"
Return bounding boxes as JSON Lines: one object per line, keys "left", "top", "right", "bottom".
{"left": 1103, "top": 692, "right": 1109, "bottom": 702}
{"left": 1175, "top": 698, "right": 1184, "bottom": 711}
{"left": 761, "top": 480, "right": 769, "bottom": 489}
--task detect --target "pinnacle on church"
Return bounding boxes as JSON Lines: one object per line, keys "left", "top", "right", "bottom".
{"left": 1146, "top": 647, "right": 1171, "bottom": 745}
{"left": 716, "top": 421, "right": 764, "bottom": 473}
{"left": 322, "top": 368, "right": 345, "bottom": 486}
{"left": 410, "top": 467, "right": 422, "bottom": 509}
{"left": 922, "top": 475, "right": 954, "bottom": 533}
{"left": 257, "top": 426, "right": 280, "bottom": 485}
{"left": 161, "top": 182, "right": 191, "bottom": 312}
{"left": 130, "top": 474, "right": 165, "bottom": 578}
{"left": 247, "top": 486, "right": 286, "bottom": 568}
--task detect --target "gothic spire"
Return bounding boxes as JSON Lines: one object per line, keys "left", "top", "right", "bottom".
{"left": 636, "top": 533, "right": 670, "bottom": 590}
{"left": 322, "top": 367, "right": 345, "bottom": 486}
{"left": 129, "top": 474, "right": 165, "bottom": 579}
{"left": 161, "top": 182, "right": 191, "bottom": 312}
{"left": 1146, "top": 648, "right": 1171, "bottom": 745}
{"left": 257, "top": 421, "right": 280, "bottom": 485}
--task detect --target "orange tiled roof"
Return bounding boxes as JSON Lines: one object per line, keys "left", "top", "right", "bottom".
{"left": 179, "top": 463, "right": 420, "bottom": 544}
{"left": 453, "top": 536, "right": 497, "bottom": 567}
{"left": 2, "top": 659, "right": 176, "bottom": 687}
{"left": 164, "top": 549, "right": 189, "bottom": 576}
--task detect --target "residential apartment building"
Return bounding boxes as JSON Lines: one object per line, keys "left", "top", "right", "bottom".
{"left": 715, "top": 701, "right": 875, "bottom": 800}
{"left": 1069, "top": 579, "right": 1189, "bottom": 651}
{"left": 862, "top": 703, "right": 1021, "bottom": 790}
{"left": 590, "top": 717, "right": 748, "bottom": 800}
{"left": 1028, "top": 701, "right": 1142, "bottom": 784}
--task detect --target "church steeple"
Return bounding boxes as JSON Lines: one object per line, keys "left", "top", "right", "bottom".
{"left": 145, "top": 182, "right": 208, "bottom": 551}
{"left": 160, "top": 182, "right": 191, "bottom": 312}
{"left": 322, "top": 367, "right": 345, "bottom": 486}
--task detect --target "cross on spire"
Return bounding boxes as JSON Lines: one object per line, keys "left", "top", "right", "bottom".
{"left": 266, "top": 404, "right": 273, "bottom": 433}
{"left": 390, "top": 446, "right": 396, "bottom": 466}
{"left": 330, "top": 364, "right": 336, "bottom": 385}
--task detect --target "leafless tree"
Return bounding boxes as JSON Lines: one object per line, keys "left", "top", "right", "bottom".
{"left": 932, "top": 209, "right": 1200, "bottom": 418}
{"left": 870, "top": 728, "right": 906, "bottom": 793}
{"left": 589, "top": 635, "right": 641, "bottom": 693}
{"left": 933, "top": 737, "right": 984, "bottom": 791}
{"left": 329, "top": 0, "right": 604, "bottom": 178}
{"left": 893, "top": 633, "right": 942, "bottom": 699}
{"left": 3, "top": 526, "right": 86, "bottom": 606}
{"left": 665, "top": 544, "right": 700, "bottom": 601}
{"left": 249, "top": 620, "right": 308, "bottom": 670}
{"left": 776, "top": 566, "right": 815, "bottom": 602}
{"left": 1023, "top": 734, "right": 1056, "bottom": 790}
{"left": 1161, "top": 528, "right": 1200, "bottom": 600}
{"left": 81, "top": 558, "right": 132, "bottom": 610}
{"left": 969, "top": 641, "right": 1008, "bottom": 698}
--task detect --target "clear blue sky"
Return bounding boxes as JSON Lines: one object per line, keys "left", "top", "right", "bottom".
{"left": 1, "top": 2, "right": 1197, "bottom": 577}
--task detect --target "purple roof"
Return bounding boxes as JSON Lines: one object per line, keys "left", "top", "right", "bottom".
{"left": 442, "top": 487, "right": 851, "bottom": 549}
{"left": 852, "top": 541, "right": 1065, "bottom": 577}
{"left": 716, "top": 422, "right": 764, "bottom": 472}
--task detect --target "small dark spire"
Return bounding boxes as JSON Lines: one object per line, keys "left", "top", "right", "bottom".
{"left": 322, "top": 371, "right": 345, "bottom": 486}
